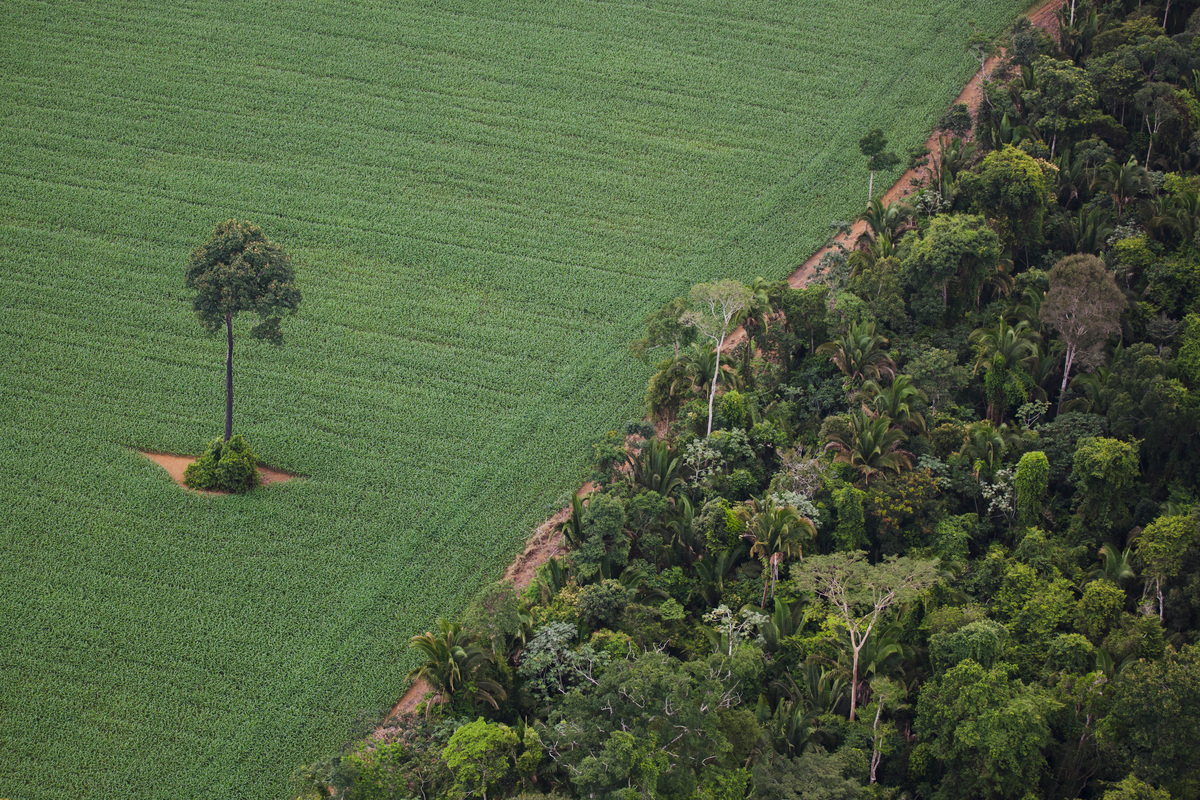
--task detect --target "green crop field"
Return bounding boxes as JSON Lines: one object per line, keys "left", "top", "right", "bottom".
{"left": 0, "top": 0, "right": 1028, "bottom": 796}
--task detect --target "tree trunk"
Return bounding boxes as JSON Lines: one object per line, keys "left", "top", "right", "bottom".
{"left": 1057, "top": 343, "right": 1076, "bottom": 414}
{"left": 706, "top": 333, "right": 725, "bottom": 437}
{"left": 225, "top": 312, "right": 234, "bottom": 441}
{"left": 850, "top": 645, "right": 861, "bottom": 722}
{"left": 1070, "top": 0, "right": 1076, "bottom": 27}
{"left": 870, "top": 699, "right": 884, "bottom": 784}
{"left": 867, "top": 170, "right": 875, "bottom": 203}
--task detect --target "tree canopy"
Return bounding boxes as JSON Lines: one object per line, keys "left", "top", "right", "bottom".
{"left": 184, "top": 219, "right": 301, "bottom": 440}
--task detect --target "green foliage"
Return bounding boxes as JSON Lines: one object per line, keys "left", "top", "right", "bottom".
{"left": 833, "top": 486, "right": 868, "bottom": 551}
{"left": 548, "top": 650, "right": 739, "bottom": 799}
{"left": 929, "top": 619, "right": 1010, "bottom": 673}
{"left": 182, "top": 435, "right": 262, "bottom": 493}
{"left": 577, "top": 579, "right": 632, "bottom": 630}
{"left": 463, "top": 582, "right": 525, "bottom": 656}
{"left": 443, "top": 718, "right": 519, "bottom": 800}
{"left": 1100, "top": 775, "right": 1173, "bottom": 800}
{"left": 407, "top": 620, "right": 506, "bottom": 713}
{"left": 1044, "top": 633, "right": 1095, "bottom": 675}
{"left": 185, "top": 219, "right": 301, "bottom": 343}
{"left": 698, "top": 766, "right": 753, "bottom": 800}
{"left": 517, "top": 622, "right": 608, "bottom": 708}
{"left": 1102, "top": 645, "right": 1200, "bottom": 797}
{"left": 572, "top": 493, "right": 630, "bottom": 581}
{"left": 1035, "top": 412, "right": 1107, "bottom": 483}
{"left": 914, "top": 660, "right": 1059, "bottom": 800}
{"left": 1014, "top": 451, "right": 1050, "bottom": 528}
{"left": 1070, "top": 437, "right": 1141, "bottom": 540}
{"left": 931, "top": 514, "right": 975, "bottom": 564}
{"left": 185, "top": 219, "right": 302, "bottom": 440}
{"left": 751, "top": 748, "right": 866, "bottom": 800}
{"left": 1178, "top": 313, "right": 1200, "bottom": 389}
{"left": 1075, "top": 580, "right": 1126, "bottom": 642}
{"left": 903, "top": 214, "right": 1002, "bottom": 324}
{"left": 961, "top": 145, "right": 1052, "bottom": 255}
{"left": 1102, "top": 613, "right": 1166, "bottom": 663}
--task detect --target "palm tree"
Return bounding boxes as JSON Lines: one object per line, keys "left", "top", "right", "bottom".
{"left": 970, "top": 318, "right": 1041, "bottom": 423}
{"left": 679, "top": 340, "right": 739, "bottom": 395}
{"left": 1091, "top": 543, "right": 1137, "bottom": 589}
{"left": 860, "top": 375, "right": 928, "bottom": 434}
{"left": 1145, "top": 186, "right": 1200, "bottom": 245}
{"left": 555, "top": 492, "right": 588, "bottom": 549}
{"left": 958, "top": 420, "right": 1008, "bottom": 478}
{"left": 760, "top": 596, "right": 812, "bottom": 653}
{"left": 695, "top": 544, "right": 749, "bottom": 607}
{"left": 858, "top": 199, "right": 916, "bottom": 247}
{"left": 1063, "top": 366, "right": 1116, "bottom": 414}
{"left": 824, "top": 408, "right": 912, "bottom": 485}
{"left": 739, "top": 496, "right": 817, "bottom": 607}
{"left": 818, "top": 321, "right": 897, "bottom": 386}
{"left": 1059, "top": 206, "right": 1114, "bottom": 255}
{"left": 627, "top": 437, "right": 684, "bottom": 498}
{"left": 662, "top": 496, "right": 703, "bottom": 567}
{"left": 406, "top": 620, "right": 506, "bottom": 713}
{"left": 1097, "top": 157, "right": 1152, "bottom": 222}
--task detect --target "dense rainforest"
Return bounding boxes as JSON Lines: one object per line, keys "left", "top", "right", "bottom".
{"left": 300, "top": 2, "right": 1200, "bottom": 798}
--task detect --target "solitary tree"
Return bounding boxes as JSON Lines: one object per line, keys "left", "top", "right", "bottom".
{"left": 1039, "top": 254, "right": 1125, "bottom": 413}
{"left": 185, "top": 220, "right": 302, "bottom": 441}
{"left": 680, "top": 280, "right": 754, "bottom": 436}
{"left": 859, "top": 128, "right": 901, "bottom": 203}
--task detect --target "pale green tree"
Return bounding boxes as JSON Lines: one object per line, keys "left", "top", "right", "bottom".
{"left": 681, "top": 280, "right": 754, "bottom": 436}
{"left": 792, "top": 551, "right": 939, "bottom": 721}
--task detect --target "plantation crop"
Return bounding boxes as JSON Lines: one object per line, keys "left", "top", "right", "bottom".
{"left": 0, "top": 0, "right": 1028, "bottom": 797}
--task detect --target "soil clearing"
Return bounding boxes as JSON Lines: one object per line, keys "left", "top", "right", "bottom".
{"left": 380, "top": 0, "right": 1063, "bottom": 731}
{"left": 138, "top": 450, "right": 295, "bottom": 492}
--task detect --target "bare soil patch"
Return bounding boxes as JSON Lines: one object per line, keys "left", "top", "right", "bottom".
{"left": 138, "top": 450, "right": 296, "bottom": 492}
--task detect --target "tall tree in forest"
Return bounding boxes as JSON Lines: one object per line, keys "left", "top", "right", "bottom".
{"left": 681, "top": 280, "right": 754, "bottom": 436}
{"left": 1039, "top": 255, "right": 1125, "bottom": 413}
{"left": 185, "top": 220, "right": 302, "bottom": 441}
{"left": 793, "top": 552, "right": 939, "bottom": 721}
{"left": 859, "top": 128, "right": 901, "bottom": 203}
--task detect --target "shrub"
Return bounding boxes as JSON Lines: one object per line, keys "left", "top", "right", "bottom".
{"left": 183, "top": 435, "right": 262, "bottom": 493}
{"left": 577, "top": 579, "right": 631, "bottom": 630}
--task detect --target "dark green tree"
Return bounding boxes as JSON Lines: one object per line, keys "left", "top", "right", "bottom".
{"left": 903, "top": 214, "right": 1002, "bottom": 324}
{"left": 859, "top": 128, "right": 901, "bottom": 203}
{"left": 1020, "top": 56, "right": 1100, "bottom": 158}
{"left": 1101, "top": 644, "right": 1200, "bottom": 797}
{"left": 960, "top": 145, "right": 1052, "bottom": 264}
{"left": 914, "top": 659, "right": 1059, "bottom": 800}
{"left": 185, "top": 220, "right": 302, "bottom": 441}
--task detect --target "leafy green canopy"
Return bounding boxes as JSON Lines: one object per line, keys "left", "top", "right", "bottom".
{"left": 185, "top": 219, "right": 301, "bottom": 344}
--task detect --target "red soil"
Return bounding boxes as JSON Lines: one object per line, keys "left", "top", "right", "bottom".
{"left": 138, "top": 450, "right": 295, "bottom": 492}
